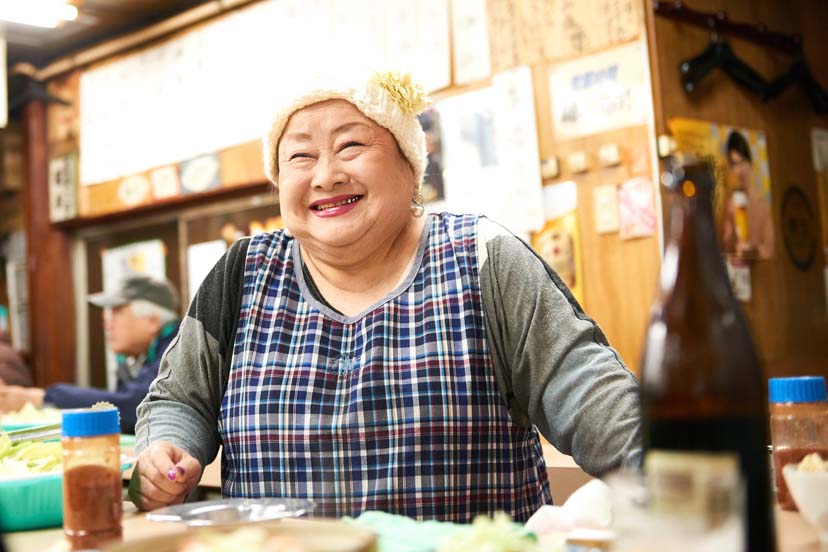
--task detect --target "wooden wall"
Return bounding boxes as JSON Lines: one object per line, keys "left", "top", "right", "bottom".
{"left": 27, "top": 0, "right": 662, "bottom": 381}
{"left": 531, "top": 63, "right": 660, "bottom": 373}
{"left": 646, "top": 0, "right": 828, "bottom": 378}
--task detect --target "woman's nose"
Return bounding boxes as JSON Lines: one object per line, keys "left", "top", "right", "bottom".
{"left": 310, "top": 154, "right": 348, "bottom": 190}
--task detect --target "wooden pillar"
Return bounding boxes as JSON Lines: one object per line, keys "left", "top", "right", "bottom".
{"left": 21, "top": 92, "right": 76, "bottom": 386}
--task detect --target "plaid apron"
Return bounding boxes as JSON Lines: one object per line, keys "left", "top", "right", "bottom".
{"left": 219, "top": 213, "right": 551, "bottom": 522}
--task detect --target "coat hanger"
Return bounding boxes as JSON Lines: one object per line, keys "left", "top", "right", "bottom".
{"left": 765, "top": 59, "right": 828, "bottom": 114}
{"left": 657, "top": 1, "right": 828, "bottom": 114}
{"left": 654, "top": 2, "right": 802, "bottom": 55}
{"left": 680, "top": 34, "right": 768, "bottom": 97}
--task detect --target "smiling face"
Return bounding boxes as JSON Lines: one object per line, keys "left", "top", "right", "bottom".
{"left": 277, "top": 99, "right": 416, "bottom": 253}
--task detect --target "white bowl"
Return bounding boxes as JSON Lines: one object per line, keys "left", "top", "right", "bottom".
{"left": 783, "top": 464, "right": 828, "bottom": 545}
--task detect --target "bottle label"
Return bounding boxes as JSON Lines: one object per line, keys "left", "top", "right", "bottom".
{"left": 644, "top": 450, "right": 742, "bottom": 530}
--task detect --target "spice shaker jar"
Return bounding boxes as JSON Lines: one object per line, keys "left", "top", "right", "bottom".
{"left": 768, "top": 376, "right": 828, "bottom": 511}
{"left": 61, "top": 406, "right": 123, "bottom": 550}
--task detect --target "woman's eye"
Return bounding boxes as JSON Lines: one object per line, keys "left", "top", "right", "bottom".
{"left": 340, "top": 141, "right": 364, "bottom": 151}
{"left": 289, "top": 152, "right": 310, "bottom": 160}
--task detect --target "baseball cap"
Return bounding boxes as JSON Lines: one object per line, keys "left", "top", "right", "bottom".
{"left": 88, "top": 274, "right": 179, "bottom": 312}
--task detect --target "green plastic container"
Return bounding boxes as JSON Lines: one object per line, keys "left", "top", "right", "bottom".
{"left": 0, "top": 472, "right": 63, "bottom": 531}
{"left": 0, "top": 454, "right": 135, "bottom": 532}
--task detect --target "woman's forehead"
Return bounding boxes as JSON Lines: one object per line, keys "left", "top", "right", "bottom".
{"left": 282, "top": 99, "right": 378, "bottom": 136}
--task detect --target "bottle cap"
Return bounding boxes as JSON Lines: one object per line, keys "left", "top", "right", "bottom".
{"left": 768, "top": 376, "right": 827, "bottom": 403}
{"left": 62, "top": 408, "right": 120, "bottom": 437}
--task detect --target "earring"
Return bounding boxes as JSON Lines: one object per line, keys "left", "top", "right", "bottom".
{"left": 411, "top": 188, "right": 425, "bottom": 217}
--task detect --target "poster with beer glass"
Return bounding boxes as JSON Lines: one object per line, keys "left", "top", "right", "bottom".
{"left": 669, "top": 117, "right": 775, "bottom": 261}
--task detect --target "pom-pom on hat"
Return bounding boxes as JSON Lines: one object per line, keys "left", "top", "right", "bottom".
{"left": 263, "top": 70, "right": 430, "bottom": 189}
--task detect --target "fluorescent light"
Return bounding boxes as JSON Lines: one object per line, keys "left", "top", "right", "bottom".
{"left": 0, "top": 0, "right": 78, "bottom": 29}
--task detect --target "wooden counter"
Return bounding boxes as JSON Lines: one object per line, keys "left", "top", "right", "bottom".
{"left": 10, "top": 445, "right": 813, "bottom": 551}
{"left": 3, "top": 502, "right": 819, "bottom": 552}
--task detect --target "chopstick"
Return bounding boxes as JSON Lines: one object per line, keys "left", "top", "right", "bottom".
{"left": 4, "top": 423, "right": 62, "bottom": 443}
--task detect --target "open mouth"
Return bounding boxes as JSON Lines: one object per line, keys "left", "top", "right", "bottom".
{"left": 310, "top": 195, "right": 363, "bottom": 211}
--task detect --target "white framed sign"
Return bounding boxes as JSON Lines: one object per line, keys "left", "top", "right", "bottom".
{"left": 48, "top": 152, "right": 78, "bottom": 222}
{"left": 549, "top": 39, "right": 650, "bottom": 139}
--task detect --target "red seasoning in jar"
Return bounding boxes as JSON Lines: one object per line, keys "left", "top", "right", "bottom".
{"left": 61, "top": 407, "right": 122, "bottom": 550}
{"left": 768, "top": 377, "right": 828, "bottom": 511}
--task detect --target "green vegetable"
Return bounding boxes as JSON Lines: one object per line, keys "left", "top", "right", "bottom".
{"left": 346, "top": 510, "right": 467, "bottom": 552}
{"left": 0, "top": 433, "right": 10, "bottom": 458}
{"left": 0, "top": 433, "right": 62, "bottom": 478}
{"left": 437, "top": 512, "right": 538, "bottom": 552}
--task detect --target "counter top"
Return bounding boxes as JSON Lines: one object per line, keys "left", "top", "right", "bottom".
{"left": 3, "top": 503, "right": 819, "bottom": 552}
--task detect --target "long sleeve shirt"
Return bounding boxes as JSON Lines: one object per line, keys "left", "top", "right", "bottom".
{"left": 137, "top": 217, "right": 641, "bottom": 476}
{"left": 45, "top": 321, "right": 179, "bottom": 433}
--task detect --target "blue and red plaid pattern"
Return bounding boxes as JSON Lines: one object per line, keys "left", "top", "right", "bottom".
{"left": 219, "top": 213, "right": 551, "bottom": 522}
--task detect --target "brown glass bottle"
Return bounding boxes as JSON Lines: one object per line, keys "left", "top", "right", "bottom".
{"left": 640, "top": 160, "right": 775, "bottom": 551}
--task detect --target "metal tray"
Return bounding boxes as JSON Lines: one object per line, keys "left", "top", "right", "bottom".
{"left": 146, "top": 497, "right": 316, "bottom": 526}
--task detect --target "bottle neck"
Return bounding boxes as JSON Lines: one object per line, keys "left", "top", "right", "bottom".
{"left": 660, "top": 182, "right": 732, "bottom": 312}
{"left": 642, "top": 163, "right": 766, "bottom": 415}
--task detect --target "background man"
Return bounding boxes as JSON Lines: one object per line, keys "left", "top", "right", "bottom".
{"left": 0, "top": 274, "right": 179, "bottom": 433}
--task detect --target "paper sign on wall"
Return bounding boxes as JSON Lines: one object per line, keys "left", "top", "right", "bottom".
{"left": 824, "top": 268, "right": 828, "bottom": 316}
{"left": 593, "top": 185, "right": 620, "bottom": 234}
{"left": 485, "top": 0, "right": 640, "bottom": 72}
{"left": 48, "top": 152, "right": 78, "bottom": 222}
{"left": 435, "top": 66, "right": 543, "bottom": 235}
{"left": 79, "top": 0, "right": 452, "bottom": 186}
{"left": 180, "top": 154, "right": 220, "bottom": 194}
{"left": 618, "top": 177, "right": 656, "bottom": 240}
{"left": 548, "top": 40, "right": 650, "bottom": 140}
{"left": 532, "top": 181, "right": 584, "bottom": 304}
{"left": 117, "top": 174, "right": 151, "bottom": 207}
{"left": 813, "top": 128, "right": 828, "bottom": 172}
{"left": 150, "top": 166, "right": 180, "bottom": 199}
{"left": 451, "top": 0, "right": 491, "bottom": 84}
{"left": 727, "top": 259, "right": 752, "bottom": 302}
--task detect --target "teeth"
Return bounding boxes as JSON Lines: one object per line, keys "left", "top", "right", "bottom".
{"left": 314, "top": 196, "right": 360, "bottom": 211}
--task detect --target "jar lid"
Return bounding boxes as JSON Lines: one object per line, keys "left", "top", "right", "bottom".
{"left": 62, "top": 408, "right": 120, "bottom": 437}
{"left": 768, "top": 376, "right": 827, "bottom": 403}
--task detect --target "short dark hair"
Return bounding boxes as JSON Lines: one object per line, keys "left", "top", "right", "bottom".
{"left": 725, "top": 130, "right": 752, "bottom": 163}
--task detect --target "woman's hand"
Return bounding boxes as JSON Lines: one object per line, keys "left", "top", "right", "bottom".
{"left": 128, "top": 440, "right": 202, "bottom": 511}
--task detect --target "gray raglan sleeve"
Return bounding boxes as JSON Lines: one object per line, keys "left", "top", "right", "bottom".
{"left": 478, "top": 220, "right": 641, "bottom": 476}
{"left": 134, "top": 238, "right": 250, "bottom": 469}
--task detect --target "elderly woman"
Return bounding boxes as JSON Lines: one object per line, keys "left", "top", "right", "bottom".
{"left": 130, "top": 71, "right": 640, "bottom": 522}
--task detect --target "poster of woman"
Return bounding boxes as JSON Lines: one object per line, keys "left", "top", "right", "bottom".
{"left": 669, "top": 118, "right": 775, "bottom": 260}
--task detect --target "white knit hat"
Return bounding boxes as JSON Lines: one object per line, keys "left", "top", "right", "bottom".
{"left": 263, "top": 70, "right": 430, "bottom": 189}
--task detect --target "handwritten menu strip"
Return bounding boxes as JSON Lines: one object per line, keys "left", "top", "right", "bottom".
{"left": 79, "top": 0, "right": 451, "bottom": 186}
{"left": 486, "top": 0, "right": 639, "bottom": 73}
{"left": 452, "top": 0, "right": 492, "bottom": 84}
{"left": 486, "top": 0, "right": 522, "bottom": 75}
